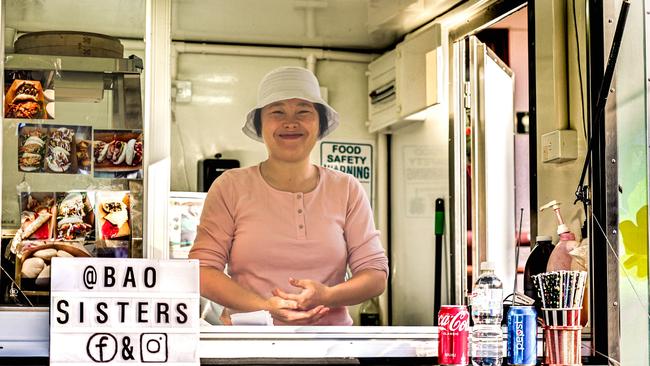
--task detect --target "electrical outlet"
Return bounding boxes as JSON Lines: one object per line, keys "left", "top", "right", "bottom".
{"left": 541, "top": 129, "right": 578, "bottom": 163}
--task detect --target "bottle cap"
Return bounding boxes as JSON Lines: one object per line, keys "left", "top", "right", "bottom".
{"left": 557, "top": 224, "right": 570, "bottom": 235}
{"left": 536, "top": 235, "right": 552, "bottom": 242}
{"left": 480, "top": 261, "right": 495, "bottom": 271}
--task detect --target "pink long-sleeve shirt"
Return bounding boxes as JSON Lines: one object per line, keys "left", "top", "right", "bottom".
{"left": 189, "top": 164, "right": 389, "bottom": 325}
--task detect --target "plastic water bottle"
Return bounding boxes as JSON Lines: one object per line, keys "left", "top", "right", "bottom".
{"left": 470, "top": 261, "right": 503, "bottom": 366}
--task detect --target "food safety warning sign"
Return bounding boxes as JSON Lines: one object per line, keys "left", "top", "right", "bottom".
{"left": 49, "top": 258, "right": 199, "bottom": 365}
{"left": 320, "top": 142, "right": 373, "bottom": 203}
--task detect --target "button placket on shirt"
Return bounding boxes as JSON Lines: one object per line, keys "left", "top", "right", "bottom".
{"left": 295, "top": 193, "right": 306, "bottom": 239}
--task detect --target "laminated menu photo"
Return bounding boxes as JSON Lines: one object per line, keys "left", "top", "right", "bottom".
{"left": 17, "top": 240, "right": 92, "bottom": 290}
{"left": 18, "top": 192, "right": 57, "bottom": 241}
{"left": 75, "top": 135, "right": 92, "bottom": 174}
{"left": 17, "top": 123, "right": 47, "bottom": 173}
{"left": 93, "top": 129, "right": 143, "bottom": 179}
{"left": 95, "top": 191, "right": 131, "bottom": 240}
{"left": 55, "top": 192, "right": 95, "bottom": 241}
{"left": 43, "top": 125, "right": 83, "bottom": 174}
{"left": 18, "top": 124, "right": 93, "bottom": 174}
{"left": 4, "top": 70, "right": 55, "bottom": 119}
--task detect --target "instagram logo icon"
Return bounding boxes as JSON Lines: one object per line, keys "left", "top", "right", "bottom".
{"left": 140, "top": 333, "right": 168, "bottom": 363}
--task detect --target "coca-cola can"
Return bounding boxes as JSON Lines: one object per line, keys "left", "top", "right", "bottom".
{"left": 438, "top": 305, "right": 470, "bottom": 365}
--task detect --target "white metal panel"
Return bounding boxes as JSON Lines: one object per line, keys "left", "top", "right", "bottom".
{"left": 367, "top": 50, "right": 399, "bottom": 133}
{"left": 396, "top": 24, "right": 441, "bottom": 118}
{"left": 171, "top": 53, "right": 374, "bottom": 193}
{"left": 171, "top": 0, "right": 394, "bottom": 49}
{"left": 482, "top": 51, "right": 516, "bottom": 292}
{"left": 368, "top": 0, "right": 464, "bottom": 42}
{"left": 5, "top": 0, "right": 145, "bottom": 38}
{"left": 172, "top": 54, "right": 303, "bottom": 192}
{"left": 4, "top": 0, "right": 466, "bottom": 50}
{"left": 0, "top": 308, "right": 49, "bottom": 357}
{"left": 390, "top": 106, "right": 448, "bottom": 325}
{"left": 199, "top": 326, "right": 437, "bottom": 358}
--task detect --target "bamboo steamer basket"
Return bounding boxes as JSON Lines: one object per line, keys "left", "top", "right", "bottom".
{"left": 14, "top": 31, "right": 124, "bottom": 58}
{"left": 15, "top": 241, "right": 91, "bottom": 293}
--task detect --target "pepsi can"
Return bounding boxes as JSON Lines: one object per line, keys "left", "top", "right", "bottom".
{"left": 507, "top": 306, "right": 537, "bottom": 365}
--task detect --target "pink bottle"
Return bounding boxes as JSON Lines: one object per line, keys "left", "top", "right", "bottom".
{"left": 539, "top": 201, "right": 579, "bottom": 271}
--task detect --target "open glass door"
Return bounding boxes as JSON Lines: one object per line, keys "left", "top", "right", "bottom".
{"left": 466, "top": 35, "right": 516, "bottom": 293}
{"left": 0, "top": 1, "right": 148, "bottom": 357}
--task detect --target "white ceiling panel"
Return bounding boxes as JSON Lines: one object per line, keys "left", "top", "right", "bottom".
{"left": 6, "top": 0, "right": 145, "bottom": 39}
{"left": 5, "top": 0, "right": 465, "bottom": 50}
{"left": 171, "top": 0, "right": 395, "bottom": 49}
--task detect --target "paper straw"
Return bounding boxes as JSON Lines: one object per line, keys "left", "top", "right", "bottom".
{"left": 567, "top": 271, "right": 575, "bottom": 308}
{"left": 559, "top": 271, "right": 564, "bottom": 307}
{"left": 564, "top": 272, "right": 573, "bottom": 308}
{"left": 575, "top": 272, "right": 583, "bottom": 307}
{"left": 563, "top": 271, "right": 569, "bottom": 307}
{"left": 540, "top": 276, "right": 552, "bottom": 308}
{"left": 536, "top": 275, "right": 547, "bottom": 308}
{"left": 541, "top": 273, "right": 551, "bottom": 307}
{"left": 577, "top": 271, "right": 587, "bottom": 307}
{"left": 547, "top": 272, "right": 561, "bottom": 308}
{"left": 564, "top": 272, "right": 570, "bottom": 307}
{"left": 557, "top": 271, "right": 566, "bottom": 308}
{"left": 571, "top": 272, "right": 579, "bottom": 307}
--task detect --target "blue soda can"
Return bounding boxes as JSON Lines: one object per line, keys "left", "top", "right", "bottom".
{"left": 507, "top": 306, "right": 537, "bottom": 365}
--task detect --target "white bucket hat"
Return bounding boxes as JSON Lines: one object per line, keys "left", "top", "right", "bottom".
{"left": 242, "top": 66, "right": 340, "bottom": 142}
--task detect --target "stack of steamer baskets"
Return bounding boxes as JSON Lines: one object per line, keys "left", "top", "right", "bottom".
{"left": 14, "top": 31, "right": 123, "bottom": 58}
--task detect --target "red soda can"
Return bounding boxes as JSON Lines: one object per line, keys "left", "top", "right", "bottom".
{"left": 438, "top": 305, "right": 470, "bottom": 365}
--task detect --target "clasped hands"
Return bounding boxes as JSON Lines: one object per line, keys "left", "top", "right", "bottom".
{"left": 266, "top": 277, "right": 331, "bottom": 325}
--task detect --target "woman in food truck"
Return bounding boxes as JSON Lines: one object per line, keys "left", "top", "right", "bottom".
{"left": 189, "top": 66, "right": 388, "bottom": 325}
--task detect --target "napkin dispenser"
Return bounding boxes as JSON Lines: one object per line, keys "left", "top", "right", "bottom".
{"left": 197, "top": 154, "right": 239, "bottom": 192}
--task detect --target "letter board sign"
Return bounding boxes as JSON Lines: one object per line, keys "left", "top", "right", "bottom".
{"left": 50, "top": 258, "right": 199, "bottom": 366}
{"left": 320, "top": 142, "right": 373, "bottom": 203}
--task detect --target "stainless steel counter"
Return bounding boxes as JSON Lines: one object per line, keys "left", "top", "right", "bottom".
{"left": 198, "top": 326, "right": 437, "bottom": 359}
{"left": 0, "top": 307, "right": 602, "bottom": 364}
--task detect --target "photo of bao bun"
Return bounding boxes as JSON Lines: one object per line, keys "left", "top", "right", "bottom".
{"left": 44, "top": 126, "right": 77, "bottom": 174}
{"left": 17, "top": 241, "right": 91, "bottom": 289}
{"left": 93, "top": 130, "right": 143, "bottom": 172}
{"left": 96, "top": 191, "right": 130, "bottom": 240}
{"left": 18, "top": 124, "right": 92, "bottom": 175}
{"left": 18, "top": 124, "right": 47, "bottom": 172}
{"left": 76, "top": 139, "right": 92, "bottom": 172}
{"left": 19, "top": 193, "right": 56, "bottom": 240}
{"left": 5, "top": 79, "right": 46, "bottom": 119}
{"left": 55, "top": 192, "right": 94, "bottom": 241}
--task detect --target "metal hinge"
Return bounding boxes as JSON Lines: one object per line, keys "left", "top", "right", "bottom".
{"left": 463, "top": 81, "right": 471, "bottom": 109}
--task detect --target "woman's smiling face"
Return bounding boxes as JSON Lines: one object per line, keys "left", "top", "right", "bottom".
{"left": 260, "top": 98, "right": 319, "bottom": 163}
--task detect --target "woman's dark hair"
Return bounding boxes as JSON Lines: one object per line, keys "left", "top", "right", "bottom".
{"left": 254, "top": 103, "right": 328, "bottom": 138}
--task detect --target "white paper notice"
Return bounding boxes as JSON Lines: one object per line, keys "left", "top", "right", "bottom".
{"left": 49, "top": 257, "right": 200, "bottom": 366}
{"left": 403, "top": 145, "right": 445, "bottom": 218}
{"left": 230, "top": 310, "right": 274, "bottom": 326}
{"left": 320, "top": 141, "right": 373, "bottom": 204}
